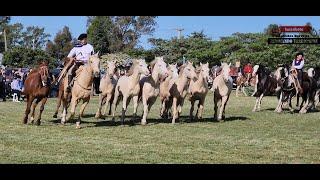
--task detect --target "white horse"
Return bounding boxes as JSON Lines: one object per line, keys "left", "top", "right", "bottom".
{"left": 211, "top": 63, "right": 232, "bottom": 121}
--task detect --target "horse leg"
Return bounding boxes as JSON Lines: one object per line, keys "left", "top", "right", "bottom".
{"left": 95, "top": 94, "right": 105, "bottom": 119}
{"left": 141, "top": 96, "right": 149, "bottom": 125}
{"left": 35, "top": 97, "right": 47, "bottom": 126}
{"left": 78, "top": 98, "right": 90, "bottom": 129}
{"left": 61, "top": 99, "right": 68, "bottom": 125}
{"left": 257, "top": 93, "right": 264, "bottom": 111}
{"left": 213, "top": 95, "right": 218, "bottom": 121}
{"left": 172, "top": 97, "right": 178, "bottom": 124}
{"left": 80, "top": 97, "right": 90, "bottom": 117}
{"left": 189, "top": 99, "right": 195, "bottom": 121}
{"left": 296, "top": 93, "right": 300, "bottom": 108}
{"left": 178, "top": 97, "right": 184, "bottom": 116}
{"left": 275, "top": 92, "right": 283, "bottom": 113}
{"left": 218, "top": 96, "right": 228, "bottom": 122}
{"left": 23, "top": 95, "right": 33, "bottom": 124}
{"left": 111, "top": 88, "right": 120, "bottom": 121}
{"left": 121, "top": 96, "right": 128, "bottom": 125}
{"left": 132, "top": 95, "right": 139, "bottom": 121}
{"left": 236, "top": 85, "right": 240, "bottom": 97}
{"left": 222, "top": 95, "right": 230, "bottom": 120}
{"left": 197, "top": 98, "right": 205, "bottom": 120}
{"left": 53, "top": 95, "right": 62, "bottom": 118}
{"left": 67, "top": 97, "right": 78, "bottom": 122}
{"left": 160, "top": 99, "right": 166, "bottom": 118}
{"left": 252, "top": 96, "right": 259, "bottom": 112}
{"left": 103, "top": 95, "right": 112, "bottom": 117}
{"left": 30, "top": 98, "right": 41, "bottom": 124}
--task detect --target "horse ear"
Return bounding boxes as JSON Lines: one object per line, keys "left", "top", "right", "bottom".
{"left": 229, "top": 62, "right": 231, "bottom": 66}
{"left": 200, "top": 62, "right": 202, "bottom": 66}
{"left": 95, "top": 51, "right": 99, "bottom": 57}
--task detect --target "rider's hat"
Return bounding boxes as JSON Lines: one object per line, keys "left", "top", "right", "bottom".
{"left": 78, "top": 33, "right": 87, "bottom": 40}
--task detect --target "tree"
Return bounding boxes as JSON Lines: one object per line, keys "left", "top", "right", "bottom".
{"left": 2, "top": 47, "right": 57, "bottom": 69}
{"left": 264, "top": 24, "right": 281, "bottom": 37}
{"left": 87, "top": 16, "right": 157, "bottom": 54}
{"left": 46, "top": 26, "right": 73, "bottom": 59}
{"left": 21, "top": 26, "right": 50, "bottom": 49}
{"left": 87, "top": 16, "right": 112, "bottom": 55}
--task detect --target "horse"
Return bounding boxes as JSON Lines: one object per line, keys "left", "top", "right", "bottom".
{"left": 307, "top": 67, "right": 320, "bottom": 109}
{"left": 21, "top": 61, "right": 51, "bottom": 125}
{"left": 60, "top": 53, "right": 101, "bottom": 129}
{"left": 251, "top": 64, "right": 279, "bottom": 112}
{"left": 139, "top": 57, "right": 168, "bottom": 125}
{"left": 235, "top": 71, "right": 256, "bottom": 97}
{"left": 53, "top": 58, "right": 71, "bottom": 118}
{"left": 188, "top": 62, "right": 212, "bottom": 121}
{"left": 169, "top": 61, "right": 197, "bottom": 124}
{"left": 274, "top": 64, "right": 297, "bottom": 113}
{"left": 111, "top": 59, "right": 149, "bottom": 125}
{"left": 95, "top": 60, "right": 118, "bottom": 119}
{"left": 211, "top": 62, "right": 232, "bottom": 122}
{"left": 291, "top": 68, "right": 317, "bottom": 114}
{"left": 159, "top": 63, "right": 179, "bottom": 119}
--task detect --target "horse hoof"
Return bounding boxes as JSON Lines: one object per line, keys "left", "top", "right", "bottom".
{"left": 252, "top": 109, "right": 256, "bottom": 112}
{"left": 35, "top": 121, "right": 41, "bottom": 126}
{"left": 94, "top": 114, "right": 101, "bottom": 119}
{"left": 141, "top": 121, "right": 147, "bottom": 126}
{"left": 53, "top": 114, "right": 57, "bottom": 118}
{"left": 76, "top": 125, "right": 81, "bottom": 129}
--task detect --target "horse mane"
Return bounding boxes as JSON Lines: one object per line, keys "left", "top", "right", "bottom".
{"left": 178, "top": 63, "right": 187, "bottom": 77}
{"left": 149, "top": 59, "right": 157, "bottom": 72}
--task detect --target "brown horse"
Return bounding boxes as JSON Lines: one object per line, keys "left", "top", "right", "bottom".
{"left": 22, "top": 61, "right": 50, "bottom": 125}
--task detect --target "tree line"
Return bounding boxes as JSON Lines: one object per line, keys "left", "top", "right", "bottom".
{"left": 1, "top": 16, "right": 319, "bottom": 71}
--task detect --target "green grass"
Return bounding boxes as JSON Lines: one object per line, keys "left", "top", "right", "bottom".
{"left": 0, "top": 91, "right": 319, "bottom": 163}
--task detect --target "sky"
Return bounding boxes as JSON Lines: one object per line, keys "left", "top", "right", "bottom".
{"left": 10, "top": 16, "right": 320, "bottom": 49}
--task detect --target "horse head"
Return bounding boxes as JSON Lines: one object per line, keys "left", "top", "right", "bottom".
{"left": 181, "top": 61, "right": 197, "bottom": 81}
{"left": 199, "top": 62, "right": 212, "bottom": 85}
{"left": 107, "top": 60, "right": 117, "bottom": 77}
{"left": 152, "top": 56, "right": 169, "bottom": 79}
{"left": 221, "top": 62, "right": 231, "bottom": 82}
{"left": 308, "top": 68, "right": 315, "bottom": 78}
{"left": 133, "top": 59, "right": 149, "bottom": 76}
{"left": 167, "top": 63, "right": 179, "bottom": 79}
{"left": 38, "top": 62, "right": 49, "bottom": 87}
{"left": 89, "top": 52, "right": 101, "bottom": 78}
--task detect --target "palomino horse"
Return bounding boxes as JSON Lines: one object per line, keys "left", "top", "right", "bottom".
{"left": 159, "top": 63, "right": 179, "bottom": 119}
{"left": 139, "top": 57, "right": 168, "bottom": 125}
{"left": 251, "top": 64, "right": 279, "bottom": 112}
{"left": 188, "top": 62, "right": 212, "bottom": 121}
{"left": 22, "top": 61, "right": 50, "bottom": 125}
{"left": 61, "top": 53, "right": 100, "bottom": 129}
{"left": 95, "top": 60, "right": 117, "bottom": 119}
{"left": 211, "top": 62, "right": 232, "bottom": 122}
{"left": 111, "top": 59, "right": 149, "bottom": 125}
{"left": 169, "top": 61, "right": 197, "bottom": 124}
{"left": 53, "top": 57, "right": 71, "bottom": 118}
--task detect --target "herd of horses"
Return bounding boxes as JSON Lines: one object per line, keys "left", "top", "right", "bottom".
{"left": 20, "top": 54, "right": 320, "bottom": 129}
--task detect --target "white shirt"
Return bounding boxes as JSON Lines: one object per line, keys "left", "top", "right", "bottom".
{"left": 292, "top": 59, "right": 304, "bottom": 70}
{"left": 67, "top": 44, "right": 94, "bottom": 63}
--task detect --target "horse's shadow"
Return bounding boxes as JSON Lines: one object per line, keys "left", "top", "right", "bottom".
{"left": 49, "top": 113, "right": 249, "bottom": 127}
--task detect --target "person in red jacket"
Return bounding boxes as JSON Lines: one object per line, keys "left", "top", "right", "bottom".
{"left": 243, "top": 62, "right": 253, "bottom": 86}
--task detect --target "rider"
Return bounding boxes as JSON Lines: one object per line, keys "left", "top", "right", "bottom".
{"left": 291, "top": 52, "right": 305, "bottom": 91}
{"left": 66, "top": 33, "right": 100, "bottom": 94}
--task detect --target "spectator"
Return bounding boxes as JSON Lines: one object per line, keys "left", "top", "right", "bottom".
{"left": 11, "top": 75, "right": 23, "bottom": 102}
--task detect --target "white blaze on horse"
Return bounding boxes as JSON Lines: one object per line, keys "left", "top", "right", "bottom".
{"left": 61, "top": 52, "right": 101, "bottom": 129}
{"left": 111, "top": 59, "right": 149, "bottom": 125}
{"left": 139, "top": 57, "right": 168, "bottom": 125}
{"left": 95, "top": 60, "right": 117, "bottom": 119}
{"left": 188, "top": 62, "right": 212, "bottom": 121}
{"left": 211, "top": 62, "right": 232, "bottom": 122}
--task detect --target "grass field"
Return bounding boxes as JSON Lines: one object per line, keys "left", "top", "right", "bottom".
{"left": 0, "top": 91, "right": 319, "bottom": 163}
